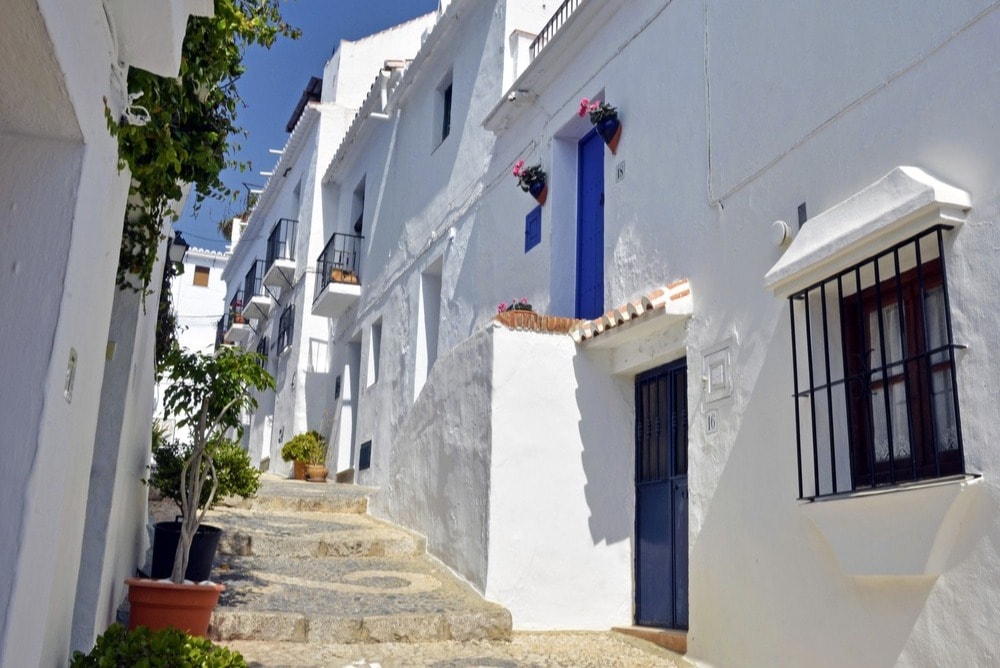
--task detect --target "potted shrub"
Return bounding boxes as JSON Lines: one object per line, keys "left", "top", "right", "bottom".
{"left": 71, "top": 624, "right": 247, "bottom": 667}
{"left": 281, "top": 430, "right": 324, "bottom": 480}
{"left": 304, "top": 434, "right": 329, "bottom": 483}
{"left": 578, "top": 97, "right": 622, "bottom": 153}
{"left": 512, "top": 159, "right": 548, "bottom": 205}
{"left": 146, "top": 436, "right": 261, "bottom": 581}
{"left": 127, "top": 345, "right": 273, "bottom": 636}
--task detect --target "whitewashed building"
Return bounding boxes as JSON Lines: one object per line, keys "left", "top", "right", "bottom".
{"left": 154, "top": 245, "right": 229, "bottom": 444}
{"left": 0, "top": 0, "right": 207, "bottom": 664}
{"left": 222, "top": 13, "right": 437, "bottom": 472}
{"left": 232, "top": 1, "right": 1000, "bottom": 666}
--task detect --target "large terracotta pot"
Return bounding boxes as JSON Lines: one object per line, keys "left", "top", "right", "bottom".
{"left": 305, "top": 464, "right": 329, "bottom": 483}
{"left": 126, "top": 578, "right": 224, "bottom": 637}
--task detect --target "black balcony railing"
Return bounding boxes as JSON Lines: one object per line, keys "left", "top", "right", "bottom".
{"left": 215, "top": 316, "right": 226, "bottom": 349}
{"left": 243, "top": 260, "right": 265, "bottom": 301}
{"left": 226, "top": 289, "right": 246, "bottom": 328}
{"left": 265, "top": 218, "right": 297, "bottom": 273}
{"left": 529, "top": 0, "right": 584, "bottom": 60}
{"left": 314, "top": 233, "right": 363, "bottom": 301}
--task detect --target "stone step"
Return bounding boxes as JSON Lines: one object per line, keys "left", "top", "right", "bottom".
{"left": 219, "top": 474, "right": 374, "bottom": 515}
{"left": 209, "top": 555, "right": 511, "bottom": 644}
{"left": 212, "top": 508, "right": 425, "bottom": 558}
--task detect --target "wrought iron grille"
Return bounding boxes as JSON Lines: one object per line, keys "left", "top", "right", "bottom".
{"left": 265, "top": 218, "right": 297, "bottom": 272}
{"left": 255, "top": 335, "right": 269, "bottom": 368}
{"left": 788, "top": 226, "right": 964, "bottom": 498}
{"left": 529, "top": 0, "right": 585, "bottom": 60}
{"left": 314, "top": 232, "right": 363, "bottom": 302}
{"left": 226, "top": 290, "right": 245, "bottom": 328}
{"left": 215, "top": 317, "right": 225, "bottom": 349}
{"left": 277, "top": 305, "right": 294, "bottom": 353}
{"left": 243, "top": 259, "right": 265, "bottom": 301}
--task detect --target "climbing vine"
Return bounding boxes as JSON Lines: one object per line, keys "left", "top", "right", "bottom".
{"left": 109, "top": 0, "right": 299, "bottom": 293}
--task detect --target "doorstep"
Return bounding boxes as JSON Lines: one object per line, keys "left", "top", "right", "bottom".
{"left": 612, "top": 626, "right": 687, "bottom": 654}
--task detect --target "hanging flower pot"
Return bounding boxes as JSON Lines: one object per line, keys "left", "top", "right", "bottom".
{"left": 513, "top": 160, "right": 548, "bottom": 206}
{"left": 529, "top": 181, "right": 548, "bottom": 206}
{"left": 596, "top": 116, "right": 622, "bottom": 154}
{"left": 580, "top": 98, "right": 622, "bottom": 154}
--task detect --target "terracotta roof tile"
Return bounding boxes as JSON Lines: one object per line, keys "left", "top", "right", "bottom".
{"left": 570, "top": 280, "right": 692, "bottom": 344}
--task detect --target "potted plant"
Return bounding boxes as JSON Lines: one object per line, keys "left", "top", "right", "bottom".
{"left": 146, "top": 435, "right": 261, "bottom": 581}
{"left": 71, "top": 624, "right": 247, "bottom": 667}
{"left": 281, "top": 430, "right": 325, "bottom": 480}
{"left": 495, "top": 298, "right": 540, "bottom": 329}
{"left": 579, "top": 97, "right": 622, "bottom": 153}
{"left": 127, "top": 345, "right": 273, "bottom": 636}
{"left": 512, "top": 160, "right": 548, "bottom": 205}
{"left": 304, "top": 433, "right": 329, "bottom": 483}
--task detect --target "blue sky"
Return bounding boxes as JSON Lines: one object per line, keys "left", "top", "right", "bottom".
{"left": 175, "top": 0, "right": 440, "bottom": 251}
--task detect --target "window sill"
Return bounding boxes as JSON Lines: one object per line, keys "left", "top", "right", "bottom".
{"left": 800, "top": 474, "right": 982, "bottom": 577}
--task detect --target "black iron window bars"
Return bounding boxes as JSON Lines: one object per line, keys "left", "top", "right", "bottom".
{"left": 789, "top": 225, "right": 964, "bottom": 499}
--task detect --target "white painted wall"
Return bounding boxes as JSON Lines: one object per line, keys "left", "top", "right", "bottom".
{"left": 487, "top": 327, "right": 634, "bottom": 629}
{"left": 0, "top": 0, "right": 203, "bottom": 663}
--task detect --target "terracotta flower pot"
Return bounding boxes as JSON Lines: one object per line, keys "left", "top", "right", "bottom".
{"left": 528, "top": 181, "right": 548, "bottom": 206}
{"left": 126, "top": 578, "right": 224, "bottom": 637}
{"left": 305, "top": 464, "right": 329, "bottom": 483}
{"left": 495, "top": 309, "right": 541, "bottom": 330}
{"left": 292, "top": 460, "right": 306, "bottom": 480}
{"left": 596, "top": 117, "right": 622, "bottom": 154}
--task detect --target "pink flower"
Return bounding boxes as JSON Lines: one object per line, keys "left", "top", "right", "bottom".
{"left": 589, "top": 100, "right": 601, "bottom": 113}
{"left": 520, "top": 297, "right": 528, "bottom": 304}
{"left": 578, "top": 98, "right": 591, "bottom": 117}
{"left": 512, "top": 159, "right": 524, "bottom": 177}
{"left": 497, "top": 302, "right": 507, "bottom": 313}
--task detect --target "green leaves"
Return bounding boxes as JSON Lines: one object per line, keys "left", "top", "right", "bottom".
{"left": 70, "top": 624, "right": 248, "bottom": 667}
{"left": 111, "top": 0, "right": 299, "bottom": 293}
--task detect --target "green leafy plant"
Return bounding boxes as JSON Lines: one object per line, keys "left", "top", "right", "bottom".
{"left": 70, "top": 623, "right": 247, "bottom": 667}
{"left": 109, "top": 1, "right": 299, "bottom": 293}
{"left": 148, "top": 437, "right": 261, "bottom": 515}
{"left": 281, "top": 430, "right": 326, "bottom": 464}
{"left": 158, "top": 345, "right": 274, "bottom": 582}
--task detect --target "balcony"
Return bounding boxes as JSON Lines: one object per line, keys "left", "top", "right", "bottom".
{"left": 263, "top": 218, "right": 297, "bottom": 290}
{"left": 224, "top": 290, "right": 251, "bottom": 345}
{"left": 529, "top": 0, "right": 584, "bottom": 60}
{"left": 312, "top": 233, "right": 363, "bottom": 319}
{"left": 241, "top": 259, "right": 274, "bottom": 321}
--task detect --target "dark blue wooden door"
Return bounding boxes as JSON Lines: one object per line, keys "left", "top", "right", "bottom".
{"left": 635, "top": 360, "right": 688, "bottom": 629}
{"left": 576, "top": 129, "right": 604, "bottom": 319}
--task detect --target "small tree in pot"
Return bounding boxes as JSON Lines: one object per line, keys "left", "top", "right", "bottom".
{"left": 158, "top": 345, "right": 273, "bottom": 582}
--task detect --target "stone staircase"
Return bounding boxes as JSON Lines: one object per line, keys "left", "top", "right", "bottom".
{"left": 205, "top": 476, "right": 512, "bottom": 646}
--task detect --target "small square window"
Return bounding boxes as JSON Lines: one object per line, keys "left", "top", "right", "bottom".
{"left": 193, "top": 265, "right": 210, "bottom": 287}
{"left": 525, "top": 206, "right": 541, "bottom": 252}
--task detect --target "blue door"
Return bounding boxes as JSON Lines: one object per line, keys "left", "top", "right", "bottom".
{"left": 576, "top": 129, "right": 604, "bottom": 319}
{"left": 635, "top": 360, "right": 688, "bottom": 629}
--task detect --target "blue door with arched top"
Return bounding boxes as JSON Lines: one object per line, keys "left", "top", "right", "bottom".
{"left": 576, "top": 129, "right": 604, "bottom": 319}
{"left": 635, "top": 359, "right": 689, "bottom": 629}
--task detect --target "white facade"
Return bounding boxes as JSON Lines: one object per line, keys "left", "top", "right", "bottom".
{"left": 0, "top": 1, "right": 205, "bottom": 664}
{"left": 233, "top": 1, "right": 1000, "bottom": 666}
{"left": 155, "top": 247, "right": 229, "bottom": 444}
{"left": 222, "top": 13, "right": 437, "bottom": 472}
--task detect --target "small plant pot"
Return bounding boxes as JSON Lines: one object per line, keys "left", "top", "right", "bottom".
{"left": 126, "top": 578, "right": 224, "bottom": 637}
{"left": 596, "top": 117, "right": 622, "bottom": 154}
{"left": 292, "top": 460, "right": 307, "bottom": 480}
{"left": 305, "top": 464, "right": 329, "bottom": 483}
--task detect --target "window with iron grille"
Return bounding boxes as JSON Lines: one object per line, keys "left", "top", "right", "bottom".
{"left": 789, "top": 226, "right": 964, "bottom": 498}
{"left": 256, "top": 336, "right": 269, "bottom": 369}
{"left": 277, "top": 305, "right": 294, "bottom": 354}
